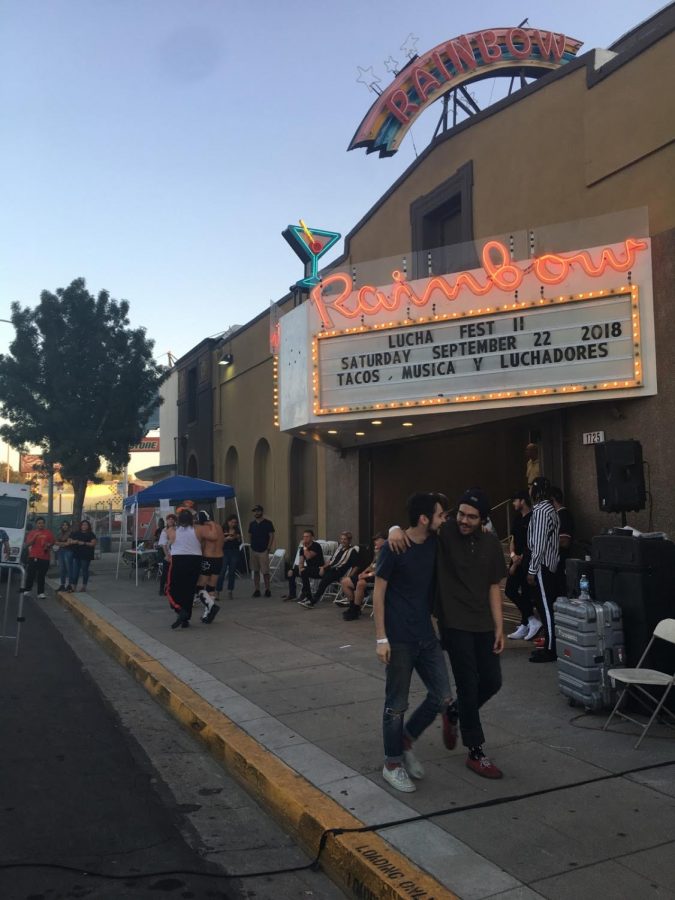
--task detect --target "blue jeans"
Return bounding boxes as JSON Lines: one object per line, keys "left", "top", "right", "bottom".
{"left": 383, "top": 639, "right": 453, "bottom": 763}
{"left": 71, "top": 556, "right": 91, "bottom": 587}
{"left": 217, "top": 547, "right": 239, "bottom": 592}
{"left": 57, "top": 550, "right": 73, "bottom": 586}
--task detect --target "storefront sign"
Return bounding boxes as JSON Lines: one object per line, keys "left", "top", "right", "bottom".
{"left": 19, "top": 454, "right": 62, "bottom": 474}
{"left": 349, "top": 28, "right": 582, "bottom": 156}
{"left": 130, "top": 436, "right": 160, "bottom": 452}
{"left": 313, "top": 289, "right": 642, "bottom": 414}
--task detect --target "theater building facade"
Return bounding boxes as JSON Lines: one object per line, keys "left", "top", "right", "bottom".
{"left": 214, "top": 6, "right": 675, "bottom": 552}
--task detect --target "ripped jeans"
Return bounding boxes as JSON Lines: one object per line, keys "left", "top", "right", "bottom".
{"left": 383, "top": 639, "right": 453, "bottom": 763}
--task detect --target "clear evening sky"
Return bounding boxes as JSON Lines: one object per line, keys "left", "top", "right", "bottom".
{"left": 0, "top": 0, "right": 667, "bottom": 365}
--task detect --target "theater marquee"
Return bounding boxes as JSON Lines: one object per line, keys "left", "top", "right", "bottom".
{"left": 314, "top": 287, "right": 641, "bottom": 414}
{"left": 277, "top": 233, "right": 656, "bottom": 432}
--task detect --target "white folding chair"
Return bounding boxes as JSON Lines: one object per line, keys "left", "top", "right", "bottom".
{"left": 268, "top": 548, "right": 286, "bottom": 582}
{"left": 322, "top": 581, "right": 342, "bottom": 604}
{"left": 603, "top": 618, "right": 675, "bottom": 748}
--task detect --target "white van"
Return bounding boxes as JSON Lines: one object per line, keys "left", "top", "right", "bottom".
{"left": 0, "top": 483, "right": 30, "bottom": 564}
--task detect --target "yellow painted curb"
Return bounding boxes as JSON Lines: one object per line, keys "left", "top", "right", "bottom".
{"left": 56, "top": 590, "right": 458, "bottom": 900}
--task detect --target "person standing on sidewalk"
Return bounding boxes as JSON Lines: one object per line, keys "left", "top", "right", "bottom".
{"left": 68, "top": 520, "right": 97, "bottom": 592}
{"left": 166, "top": 509, "right": 202, "bottom": 629}
{"left": 194, "top": 510, "right": 223, "bottom": 624}
{"left": 23, "top": 517, "right": 55, "bottom": 599}
{"left": 375, "top": 492, "right": 454, "bottom": 794}
{"left": 157, "top": 513, "right": 176, "bottom": 597}
{"left": 248, "top": 505, "right": 275, "bottom": 598}
{"left": 53, "top": 520, "right": 74, "bottom": 591}
{"left": 505, "top": 492, "right": 541, "bottom": 642}
{"left": 216, "top": 514, "right": 241, "bottom": 600}
{"left": 526, "top": 476, "right": 560, "bottom": 664}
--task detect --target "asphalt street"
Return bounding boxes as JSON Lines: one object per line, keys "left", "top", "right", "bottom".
{"left": 0, "top": 582, "right": 344, "bottom": 900}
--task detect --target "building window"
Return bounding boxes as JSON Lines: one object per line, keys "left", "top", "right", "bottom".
{"left": 410, "top": 161, "right": 475, "bottom": 278}
{"left": 187, "top": 367, "right": 197, "bottom": 423}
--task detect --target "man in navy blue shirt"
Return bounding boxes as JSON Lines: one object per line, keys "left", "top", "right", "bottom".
{"left": 374, "top": 492, "right": 454, "bottom": 793}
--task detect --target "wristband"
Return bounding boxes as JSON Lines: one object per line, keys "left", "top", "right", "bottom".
{"left": 376, "top": 638, "right": 389, "bottom": 644}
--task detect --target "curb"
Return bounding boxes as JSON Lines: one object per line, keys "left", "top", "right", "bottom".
{"left": 56, "top": 590, "right": 458, "bottom": 900}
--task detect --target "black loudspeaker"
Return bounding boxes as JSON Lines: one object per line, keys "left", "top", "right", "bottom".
{"left": 594, "top": 440, "right": 646, "bottom": 513}
{"left": 592, "top": 534, "right": 675, "bottom": 709}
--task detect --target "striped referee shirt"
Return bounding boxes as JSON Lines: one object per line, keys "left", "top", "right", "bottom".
{"left": 527, "top": 500, "right": 560, "bottom": 575}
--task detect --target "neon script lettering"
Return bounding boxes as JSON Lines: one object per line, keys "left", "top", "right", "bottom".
{"left": 310, "top": 238, "right": 648, "bottom": 329}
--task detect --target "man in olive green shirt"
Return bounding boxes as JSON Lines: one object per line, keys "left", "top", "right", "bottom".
{"left": 434, "top": 488, "right": 506, "bottom": 779}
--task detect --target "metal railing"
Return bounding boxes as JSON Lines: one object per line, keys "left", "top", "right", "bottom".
{"left": 489, "top": 498, "right": 512, "bottom": 548}
{"left": 0, "top": 562, "right": 27, "bottom": 657}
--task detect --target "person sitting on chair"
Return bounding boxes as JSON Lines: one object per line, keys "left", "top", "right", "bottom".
{"left": 309, "top": 531, "right": 358, "bottom": 606}
{"left": 282, "top": 530, "right": 324, "bottom": 607}
{"left": 342, "top": 532, "right": 387, "bottom": 620}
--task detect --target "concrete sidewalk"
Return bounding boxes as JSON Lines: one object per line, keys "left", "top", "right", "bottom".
{"left": 47, "top": 556, "right": 675, "bottom": 900}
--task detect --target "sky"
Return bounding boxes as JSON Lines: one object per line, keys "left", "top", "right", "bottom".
{"left": 0, "top": 0, "right": 667, "bottom": 370}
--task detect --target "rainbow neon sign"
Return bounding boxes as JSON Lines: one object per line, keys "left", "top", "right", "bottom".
{"left": 349, "top": 28, "right": 583, "bottom": 157}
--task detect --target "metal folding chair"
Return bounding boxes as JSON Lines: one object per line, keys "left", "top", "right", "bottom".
{"left": 603, "top": 618, "right": 675, "bottom": 748}
{"left": 268, "top": 548, "right": 286, "bottom": 582}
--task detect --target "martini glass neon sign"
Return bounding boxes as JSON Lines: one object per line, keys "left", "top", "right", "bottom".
{"left": 282, "top": 220, "right": 341, "bottom": 289}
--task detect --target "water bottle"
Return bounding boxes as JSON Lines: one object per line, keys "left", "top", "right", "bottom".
{"left": 579, "top": 574, "right": 590, "bottom": 600}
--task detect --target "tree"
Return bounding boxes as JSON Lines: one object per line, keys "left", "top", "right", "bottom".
{"left": 0, "top": 278, "right": 163, "bottom": 522}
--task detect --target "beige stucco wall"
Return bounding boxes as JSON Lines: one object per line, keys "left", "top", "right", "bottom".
{"left": 213, "top": 308, "right": 330, "bottom": 555}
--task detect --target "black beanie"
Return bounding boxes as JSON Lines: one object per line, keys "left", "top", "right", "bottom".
{"left": 458, "top": 488, "right": 490, "bottom": 521}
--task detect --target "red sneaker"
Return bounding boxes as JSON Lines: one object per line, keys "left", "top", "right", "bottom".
{"left": 466, "top": 753, "right": 503, "bottom": 779}
{"left": 442, "top": 709, "right": 458, "bottom": 751}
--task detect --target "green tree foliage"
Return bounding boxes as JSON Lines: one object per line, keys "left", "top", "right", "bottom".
{"left": 0, "top": 279, "right": 163, "bottom": 521}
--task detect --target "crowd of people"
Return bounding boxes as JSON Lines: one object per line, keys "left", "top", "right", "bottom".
{"left": 20, "top": 517, "right": 97, "bottom": 597}
{"left": 13, "top": 453, "right": 574, "bottom": 795}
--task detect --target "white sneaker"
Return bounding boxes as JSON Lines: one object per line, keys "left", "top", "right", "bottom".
{"left": 508, "top": 624, "right": 529, "bottom": 640}
{"left": 402, "top": 747, "right": 425, "bottom": 779}
{"left": 382, "top": 764, "right": 416, "bottom": 793}
{"left": 525, "top": 618, "right": 543, "bottom": 640}
{"left": 37, "top": 593, "right": 46, "bottom": 600}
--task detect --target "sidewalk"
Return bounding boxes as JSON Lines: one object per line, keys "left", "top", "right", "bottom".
{"left": 48, "top": 556, "right": 675, "bottom": 900}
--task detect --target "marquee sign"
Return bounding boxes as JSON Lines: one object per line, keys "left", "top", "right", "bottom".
{"left": 313, "top": 288, "right": 641, "bottom": 414}
{"left": 349, "top": 28, "right": 583, "bottom": 157}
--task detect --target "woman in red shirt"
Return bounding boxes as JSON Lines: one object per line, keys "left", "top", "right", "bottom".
{"left": 24, "top": 517, "right": 56, "bottom": 599}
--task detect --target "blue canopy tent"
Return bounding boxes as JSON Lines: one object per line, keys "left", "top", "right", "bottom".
{"left": 118, "top": 475, "right": 240, "bottom": 583}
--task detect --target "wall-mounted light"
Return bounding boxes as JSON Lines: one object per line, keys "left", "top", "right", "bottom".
{"left": 218, "top": 352, "right": 234, "bottom": 367}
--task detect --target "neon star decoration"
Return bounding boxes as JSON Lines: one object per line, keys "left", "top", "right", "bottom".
{"left": 282, "top": 221, "right": 341, "bottom": 289}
